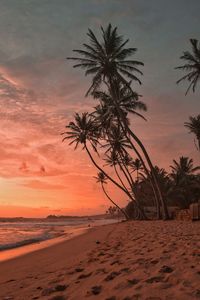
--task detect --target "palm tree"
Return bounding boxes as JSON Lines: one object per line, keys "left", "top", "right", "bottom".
{"left": 184, "top": 115, "right": 200, "bottom": 151}
{"left": 67, "top": 24, "right": 168, "bottom": 219}
{"left": 94, "top": 172, "right": 128, "bottom": 219}
{"left": 62, "top": 112, "right": 100, "bottom": 151}
{"left": 92, "top": 84, "right": 147, "bottom": 127}
{"left": 104, "top": 152, "right": 130, "bottom": 193}
{"left": 175, "top": 39, "right": 200, "bottom": 95}
{"left": 170, "top": 156, "right": 200, "bottom": 179}
{"left": 130, "top": 158, "right": 143, "bottom": 182}
{"left": 67, "top": 24, "right": 143, "bottom": 96}
{"left": 170, "top": 157, "right": 200, "bottom": 209}
{"left": 62, "top": 112, "right": 137, "bottom": 210}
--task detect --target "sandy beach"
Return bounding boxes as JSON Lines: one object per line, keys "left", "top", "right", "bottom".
{"left": 0, "top": 220, "right": 199, "bottom": 300}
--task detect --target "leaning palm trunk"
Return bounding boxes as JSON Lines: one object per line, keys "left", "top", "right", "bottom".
{"left": 113, "top": 96, "right": 161, "bottom": 218}
{"left": 119, "top": 152, "right": 135, "bottom": 187}
{"left": 124, "top": 125, "right": 169, "bottom": 219}
{"left": 85, "top": 143, "right": 130, "bottom": 219}
{"left": 109, "top": 79, "right": 168, "bottom": 219}
{"left": 85, "top": 143, "right": 146, "bottom": 219}
{"left": 101, "top": 182, "right": 127, "bottom": 220}
{"left": 115, "top": 154, "right": 147, "bottom": 220}
{"left": 113, "top": 164, "right": 130, "bottom": 194}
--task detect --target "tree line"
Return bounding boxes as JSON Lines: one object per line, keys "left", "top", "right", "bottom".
{"left": 62, "top": 24, "right": 200, "bottom": 220}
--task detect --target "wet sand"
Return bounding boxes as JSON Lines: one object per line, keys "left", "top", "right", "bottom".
{"left": 0, "top": 221, "right": 199, "bottom": 300}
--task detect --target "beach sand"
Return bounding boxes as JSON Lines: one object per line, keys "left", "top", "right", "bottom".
{"left": 0, "top": 220, "right": 199, "bottom": 300}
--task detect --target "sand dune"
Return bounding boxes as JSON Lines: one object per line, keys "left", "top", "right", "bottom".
{"left": 0, "top": 221, "right": 199, "bottom": 300}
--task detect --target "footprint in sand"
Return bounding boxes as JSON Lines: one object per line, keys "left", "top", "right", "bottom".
{"left": 145, "top": 276, "right": 164, "bottom": 283}
{"left": 41, "top": 284, "right": 68, "bottom": 296}
{"left": 159, "top": 265, "right": 174, "bottom": 273}
{"left": 98, "top": 251, "right": 106, "bottom": 257}
{"left": 120, "top": 267, "right": 130, "bottom": 274}
{"left": 78, "top": 272, "right": 92, "bottom": 279}
{"left": 75, "top": 267, "right": 84, "bottom": 272}
{"left": 127, "top": 278, "right": 140, "bottom": 285}
{"left": 105, "top": 271, "right": 120, "bottom": 281}
{"left": 86, "top": 285, "right": 102, "bottom": 296}
{"left": 49, "top": 296, "right": 66, "bottom": 300}
{"left": 145, "top": 297, "right": 162, "bottom": 300}
{"left": 95, "top": 268, "right": 108, "bottom": 274}
{"left": 110, "top": 260, "right": 120, "bottom": 266}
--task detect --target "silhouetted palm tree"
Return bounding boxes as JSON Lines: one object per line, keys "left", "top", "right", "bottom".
{"left": 103, "top": 125, "right": 131, "bottom": 156}
{"left": 175, "top": 39, "right": 200, "bottom": 95}
{"left": 67, "top": 24, "right": 143, "bottom": 95}
{"left": 170, "top": 157, "right": 200, "bottom": 209}
{"left": 92, "top": 84, "right": 147, "bottom": 127}
{"left": 62, "top": 112, "right": 99, "bottom": 151}
{"left": 170, "top": 156, "right": 200, "bottom": 181}
{"left": 184, "top": 115, "right": 200, "bottom": 151}
{"left": 130, "top": 158, "right": 143, "bottom": 182}
{"left": 94, "top": 172, "right": 128, "bottom": 219}
{"left": 104, "top": 152, "right": 130, "bottom": 193}
{"left": 67, "top": 24, "right": 168, "bottom": 219}
{"left": 62, "top": 112, "right": 137, "bottom": 207}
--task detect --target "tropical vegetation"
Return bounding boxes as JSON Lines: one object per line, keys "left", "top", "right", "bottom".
{"left": 63, "top": 25, "right": 200, "bottom": 221}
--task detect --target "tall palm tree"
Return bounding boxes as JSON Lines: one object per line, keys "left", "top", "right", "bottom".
{"left": 67, "top": 24, "right": 168, "bottom": 219}
{"left": 184, "top": 115, "right": 200, "bottom": 151}
{"left": 67, "top": 24, "right": 143, "bottom": 96}
{"left": 94, "top": 172, "right": 128, "bottom": 219}
{"left": 175, "top": 39, "right": 200, "bottom": 95}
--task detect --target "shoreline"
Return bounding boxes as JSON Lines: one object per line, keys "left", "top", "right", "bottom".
{"left": 0, "top": 218, "right": 120, "bottom": 262}
{"left": 0, "top": 220, "right": 199, "bottom": 300}
{"left": 0, "top": 225, "right": 90, "bottom": 263}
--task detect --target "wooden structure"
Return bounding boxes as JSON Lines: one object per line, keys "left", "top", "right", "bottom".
{"left": 190, "top": 202, "right": 200, "bottom": 221}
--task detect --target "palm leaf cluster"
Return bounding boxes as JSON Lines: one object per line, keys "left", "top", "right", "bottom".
{"left": 62, "top": 112, "right": 99, "bottom": 151}
{"left": 136, "top": 158, "right": 200, "bottom": 211}
{"left": 63, "top": 24, "right": 200, "bottom": 220}
{"left": 68, "top": 24, "right": 144, "bottom": 95}
{"left": 184, "top": 115, "right": 200, "bottom": 151}
{"left": 176, "top": 39, "right": 200, "bottom": 95}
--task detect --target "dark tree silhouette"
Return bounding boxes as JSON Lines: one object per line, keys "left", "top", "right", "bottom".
{"left": 175, "top": 39, "right": 200, "bottom": 95}
{"left": 67, "top": 24, "right": 169, "bottom": 219}
{"left": 62, "top": 112, "right": 145, "bottom": 219}
{"left": 184, "top": 115, "right": 200, "bottom": 151}
{"left": 94, "top": 172, "right": 128, "bottom": 219}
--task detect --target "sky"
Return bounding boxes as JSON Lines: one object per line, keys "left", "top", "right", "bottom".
{"left": 0, "top": 0, "right": 199, "bottom": 217}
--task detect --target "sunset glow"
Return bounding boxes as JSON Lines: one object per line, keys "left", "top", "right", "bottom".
{"left": 0, "top": 0, "right": 199, "bottom": 217}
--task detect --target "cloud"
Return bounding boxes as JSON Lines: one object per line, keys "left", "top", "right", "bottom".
{"left": 21, "top": 179, "right": 67, "bottom": 190}
{"left": 0, "top": 0, "right": 199, "bottom": 216}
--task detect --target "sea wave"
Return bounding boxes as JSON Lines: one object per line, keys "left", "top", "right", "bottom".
{"left": 0, "top": 231, "right": 63, "bottom": 251}
{"left": 0, "top": 218, "right": 118, "bottom": 252}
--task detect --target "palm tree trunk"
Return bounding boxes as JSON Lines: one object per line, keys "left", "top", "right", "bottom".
{"left": 118, "top": 117, "right": 161, "bottom": 218}
{"left": 101, "top": 182, "right": 128, "bottom": 220}
{"left": 108, "top": 78, "right": 168, "bottom": 219}
{"left": 149, "top": 178, "right": 161, "bottom": 219}
{"left": 114, "top": 164, "right": 129, "bottom": 193}
{"left": 118, "top": 159, "right": 133, "bottom": 190}
{"left": 85, "top": 143, "right": 147, "bottom": 219}
{"left": 85, "top": 143, "right": 131, "bottom": 219}
{"left": 123, "top": 124, "right": 169, "bottom": 219}
{"left": 119, "top": 152, "right": 135, "bottom": 187}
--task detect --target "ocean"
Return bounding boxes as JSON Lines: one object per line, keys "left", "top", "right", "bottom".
{"left": 0, "top": 217, "right": 118, "bottom": 252}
